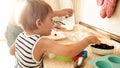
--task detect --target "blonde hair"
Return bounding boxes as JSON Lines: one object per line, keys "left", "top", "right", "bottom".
{"left": 18, "top": 0, "right": 53, "bottom": 31}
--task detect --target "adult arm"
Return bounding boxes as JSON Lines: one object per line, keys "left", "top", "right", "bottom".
{"left": 10, "top": 43, "right": 15, "bottom": 55}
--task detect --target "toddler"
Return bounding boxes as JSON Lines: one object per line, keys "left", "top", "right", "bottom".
{"left": 10, "top": 0, "right": 100, "bottom": 68}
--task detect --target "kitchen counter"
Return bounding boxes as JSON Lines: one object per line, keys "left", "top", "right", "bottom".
{"left": 43, "top": 24, "right": 120, "bottom": 68}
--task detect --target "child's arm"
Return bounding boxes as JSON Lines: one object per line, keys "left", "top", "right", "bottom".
{"left": 70, "top": 36, "right": 101, "bottom": 56}
{"left": 40, "top": 36, "right": 101, "bottom": 57}
{"left": 9, "top": 43, "right": 15, "bottom": 56}
{"left": 53, "top": 9, "right": 73, "bottom": 18}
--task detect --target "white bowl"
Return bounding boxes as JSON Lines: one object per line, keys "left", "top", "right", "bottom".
{"left": 90, "top": 46, "right": 114, "bottom": 55}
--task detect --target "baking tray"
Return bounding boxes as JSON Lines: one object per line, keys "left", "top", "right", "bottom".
{"left": 88, "top": 55, "right": 120, "bottom": 68}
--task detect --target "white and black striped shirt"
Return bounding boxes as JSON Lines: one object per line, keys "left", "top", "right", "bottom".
{"left": 15, "top": 32, "right": 44, "bottom": 68}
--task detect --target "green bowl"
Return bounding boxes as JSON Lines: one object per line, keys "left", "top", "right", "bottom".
{"left": 55, "top": 55, "right": 73, "bottom": 62}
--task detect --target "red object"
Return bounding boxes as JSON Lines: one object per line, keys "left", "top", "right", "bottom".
{"left": 97, "top": 0, "right": 104, "bottom": 6}
{"left": 106, "top": 0, "right": 117, "bottom": 18}
{"left": 97, "top": 0, "right": 117, "bottom": 18}
{"left": 100, "top": 4, "right": 107, "bottom": 18}
{"left": 73, "top": 54, "right": 82, "bottom": 62}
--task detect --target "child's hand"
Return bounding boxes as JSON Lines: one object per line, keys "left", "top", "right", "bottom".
{"left": 87, "top": 36, "right": 101, "bottom": 44}
{"left": 61, "top": 9, "right": 73, "bottom": 18}
{"left": 54, "top": 9, "right": 73, "bottom": 18}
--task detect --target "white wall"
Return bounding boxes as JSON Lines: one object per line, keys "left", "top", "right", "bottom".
{"left": 44, "top": 0, "right": 60, "bottom": 10}
{"left": 78, "top": 0, "right": 120, "bottom": 36}
{"left": 0, "top": 0, "right": 14, "bottom": 39}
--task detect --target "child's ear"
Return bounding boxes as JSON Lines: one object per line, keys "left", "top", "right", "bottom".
{"left": 36, "top": 19, "right": 42, "bottom": 28}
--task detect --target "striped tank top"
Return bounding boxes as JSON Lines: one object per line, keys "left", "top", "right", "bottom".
{"left": 15, "top": 32, "right": 44, "bottom": 68}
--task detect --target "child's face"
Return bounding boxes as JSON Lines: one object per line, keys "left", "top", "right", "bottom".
{"left": 41, "top": 13, "right": 54, "bottom": 36}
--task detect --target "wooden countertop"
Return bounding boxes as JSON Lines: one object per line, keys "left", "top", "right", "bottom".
{"left": 43, "top": 24, "right": 120, "bottom": 68}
